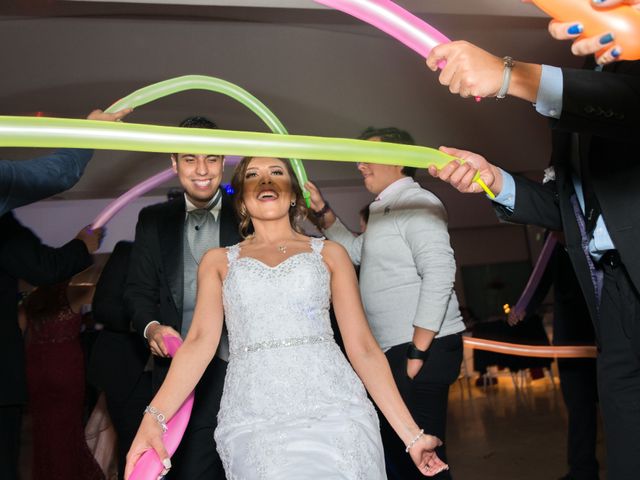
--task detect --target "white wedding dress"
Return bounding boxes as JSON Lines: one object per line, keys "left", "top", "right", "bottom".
{"left": 215, "top": 238, "right": 386, "bottom": 479}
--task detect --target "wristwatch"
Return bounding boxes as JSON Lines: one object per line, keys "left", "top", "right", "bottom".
{"left": 406, "top": 342, "right": 430, "bottom": 361}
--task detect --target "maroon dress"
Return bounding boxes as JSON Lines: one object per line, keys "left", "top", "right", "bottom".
{"left": 25, "top": 287, "right": 105, "bottom": 480}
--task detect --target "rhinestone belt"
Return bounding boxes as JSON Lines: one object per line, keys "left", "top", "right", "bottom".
{"left": 231, "top": 334, "right": 332, "bottom": 356}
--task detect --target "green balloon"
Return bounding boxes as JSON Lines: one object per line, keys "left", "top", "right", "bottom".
{"left": 104, "top": 75, "right": 310, "bottom": 205}
{"left": 0, "top": 115, "right": 455, "bottom": 168}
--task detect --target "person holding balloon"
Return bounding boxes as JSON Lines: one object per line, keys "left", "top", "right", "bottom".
{"left": 125, "top": 116, "right": 241, "bottom": 480}
{"left": 425, "top": 38, "right": 640, "bottom": 478}
{"left": 0, "top": 108, "right": 131, "bottom": 217}
{"left": 125, "top": 155, "right": 448, "bottom": 479}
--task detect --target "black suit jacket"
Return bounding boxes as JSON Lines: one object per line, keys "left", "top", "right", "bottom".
{"left": 0, "top": 212, "right": 92, "bottom": 406}
{"left": 89, "top": 241, "right": 149, "bottom": 402}
{"left": 125, "top": 191, "right": 240, "bottom": 387}
{"left": 495, "top": 60, "right": 640, "bottom": 325}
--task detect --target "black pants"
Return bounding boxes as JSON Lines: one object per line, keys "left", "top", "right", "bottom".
{"left": 596, "top": 261, "right": 640, "bottom": 480}
{"left": 558, "top": 358, "right": 599, "bottom": 479}
{"left": 380, "top": 334, "right": 463, "bottom": 480}
{"left": 0, "top": 405, "right": 21, "bottom": 480}
{"left": 167, "top": 356, "right": 227, "bottom": 480}
{"left": 106, "top": 371, "right": 152, "bottom": 480}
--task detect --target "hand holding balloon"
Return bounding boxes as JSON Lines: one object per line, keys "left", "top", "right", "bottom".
{"left": 530, "top": 0, "right": 640, "bottom": 63}
{"left": 428, "top": 146, "right": 502, "bottom": 198}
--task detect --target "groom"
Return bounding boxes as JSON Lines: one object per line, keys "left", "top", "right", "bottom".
{"left": 126, "top": 116, "right": 241, "bottom": 479}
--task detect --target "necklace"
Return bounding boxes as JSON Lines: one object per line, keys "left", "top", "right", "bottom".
{"left": 277, "top": 244, "right": 287, "bottom": 254}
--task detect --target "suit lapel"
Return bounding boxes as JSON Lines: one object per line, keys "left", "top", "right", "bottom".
{"left": 160, "top": 198, "right": 185, "bottom": 318}
{"left": 219, "top": 190, "right": 241, "bottom": 247}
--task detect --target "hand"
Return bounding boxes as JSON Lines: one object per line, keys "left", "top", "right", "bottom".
{"left": 428, "top": 147, "right": 503, "bottom": 195}
{"left": 87, "top": 108, "right": 133, "bottom": 122}
{"left": 507, "top": 308, "right": 527, "bottom": 326}
{"left": 304, "top": 180, "right": 327, "bottom": 213}
{"left": 147, "top": 324, "right": 182, "bottom": 357}
{"left": 76, "top": 225, "right": 105, "bottom": 253}
{"left": 409, "top": 434, "right": 448, "bottom": 477}
{"left": 124, "top": 415, "right": 171, "bottom": 480}
{"left": 426, "top": 41, "right": 504, "bottom": 98}
{"left": 407, "top": 359, "right": 424, "bottom": 380}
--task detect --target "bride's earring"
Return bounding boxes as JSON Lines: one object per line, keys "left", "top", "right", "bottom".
{"left": 290, "top": 200, "right": 296, "bottom": 207}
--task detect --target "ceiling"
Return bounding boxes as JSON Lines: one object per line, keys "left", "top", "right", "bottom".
{"left": 1, "top": 0, "right": 581, "bottom": 200}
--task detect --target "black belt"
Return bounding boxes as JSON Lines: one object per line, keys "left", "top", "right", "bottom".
{"left": 599, "top": 250, "right": 621, "bottom": 269}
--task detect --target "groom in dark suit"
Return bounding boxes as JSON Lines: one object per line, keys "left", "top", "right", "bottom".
{"left": 125, "top": 116, "right": 241, "bottom": 479}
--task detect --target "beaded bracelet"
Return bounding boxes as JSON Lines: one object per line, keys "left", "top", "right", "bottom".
{"left": 144, "top": 405, "right": 168, "bottom": 433}
{"left": 405, "top": 429, "right": 424, "bottom": 453}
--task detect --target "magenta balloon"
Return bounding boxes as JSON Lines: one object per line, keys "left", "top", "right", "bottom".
{"left": 128, "top": 336, "right": 195, "bottom": 480}
{"left": 92, "top": 168, "right": 175, "bottom": 229}
{"left": 512, "top": 233, "right": 559, "bottom": 316}
{"left": 315, "top": 0, "right": 450, "bottom": 58}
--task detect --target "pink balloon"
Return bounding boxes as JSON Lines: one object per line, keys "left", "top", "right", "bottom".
{"left": 129, "top": 336, "right": 194, "bottom": 480}
{"left": 315, "top": 0, "right": 450, "bottom": 58}
{"left": 92, "top": 168, "right": 175, "bottom": 229}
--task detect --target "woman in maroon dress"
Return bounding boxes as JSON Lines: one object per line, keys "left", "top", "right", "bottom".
{"left": 23, "top": 281, "right": 105, "bottom": 480}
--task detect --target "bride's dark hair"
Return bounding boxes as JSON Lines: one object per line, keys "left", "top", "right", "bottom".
{"left": 231, "top": 157, "right": 307, "bottom": 238}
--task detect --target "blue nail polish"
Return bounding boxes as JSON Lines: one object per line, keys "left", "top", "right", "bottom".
{"left": 592, "top": 0, "right": 607, "bottom": 4}
{"left": 600, "top": 33, "right": 614, "bottom": 44}
{"left": 567, "top": 24, "right": 583, "bottom": 35}
{"left": 612, "top": 47, "right": 621, "bottom": 58}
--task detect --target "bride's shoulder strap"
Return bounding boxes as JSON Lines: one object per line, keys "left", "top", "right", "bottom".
{"left": 226, "top": 243, "right": 241, "bottom": 265}
{"left": 310, "top": 236, "right": 325, "bottom": 255}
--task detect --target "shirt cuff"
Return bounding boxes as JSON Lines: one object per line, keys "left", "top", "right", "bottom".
{"left": 535, "top": 65, "right": 563, "bottom": 119}
{"left": 491, "top": 169, "right": 516, "bottom": 209}
{"left": 143, "top": 320, "right": 160, "bottom": 339}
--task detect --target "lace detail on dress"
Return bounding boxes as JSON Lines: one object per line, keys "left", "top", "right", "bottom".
{"left": 226, "top": 243, "right": 241, "bottom": 265}
{"left": 216, "top": 237, "right": 385, "bottom": 479}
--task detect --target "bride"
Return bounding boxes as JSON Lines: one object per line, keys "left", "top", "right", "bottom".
{"left": 125, "top": 156, "right": 448, "bottom": 479}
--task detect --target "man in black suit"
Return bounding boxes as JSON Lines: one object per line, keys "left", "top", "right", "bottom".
{"left": 426, "top": 40, "right": 639, "bottom": 478}
{"left": 89, "top": 240, "right": 151, "bottom": 480}
{"left": 0, "top": 212, "right": 102, "bottom": 479}
{"left": 125, "top": 116, "right": 240, "bottom": 479}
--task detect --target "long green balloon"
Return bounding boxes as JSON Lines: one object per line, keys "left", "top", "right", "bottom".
{"left": 104, "top": 75, "right": 310, "bottom": 205}
{"left": 0, "top": 116, "right": 455, "bottom": 168}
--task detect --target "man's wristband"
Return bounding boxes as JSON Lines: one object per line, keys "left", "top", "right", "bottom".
{"left": 313, "top": 202, "right": 331, "bottom": 218}
{"left": 406, "top": 342, "right": 430, "bottom": 361}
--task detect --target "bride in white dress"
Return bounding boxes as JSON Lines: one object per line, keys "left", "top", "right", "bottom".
{"left": 125, "top": 156, "right": 448, "bottom": 479}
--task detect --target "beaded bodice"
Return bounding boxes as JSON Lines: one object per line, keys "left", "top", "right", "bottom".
{"left": 222, "top": 237, "right": 333, "bottom": 356}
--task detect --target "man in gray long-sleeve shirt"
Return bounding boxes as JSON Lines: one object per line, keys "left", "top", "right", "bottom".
{"left": 306, "top": 127, "right": 464, "bottom": 480}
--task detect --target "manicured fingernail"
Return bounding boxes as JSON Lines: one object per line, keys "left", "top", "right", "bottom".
{"left": 592, "top": 0, "right": 607, "bottom": 4}
{"left": 567, "top": 24, "right": 583, "bottom": 35}
{"left": 162, "top": 458, "right": 172, "bottom": 469}
{"left": 611, "top": 47, "right": 621, "bottom": 58}
{"left": 600, "top": 33, "right": 614, "bottom": 44}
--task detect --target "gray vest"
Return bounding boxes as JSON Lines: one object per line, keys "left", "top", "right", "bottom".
{"left": 182, "top": 213, "right": 229, "bottom": 361}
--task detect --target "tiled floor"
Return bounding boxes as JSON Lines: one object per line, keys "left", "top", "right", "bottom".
{"left": 20, "top": 362, "right": 606, "bottom": 479}
{"left": 446, "top": 365, "right": 606, "bottom": 479}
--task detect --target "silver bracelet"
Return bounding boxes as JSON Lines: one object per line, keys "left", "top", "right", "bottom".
{"left": 144, "top": 405, "right": 168, "bottom": 433}
{"left": 405, "top": 429, "right": 424, "bottom": 453}
{"left": 496, "top": 56, "right": 515, "bottom": 99}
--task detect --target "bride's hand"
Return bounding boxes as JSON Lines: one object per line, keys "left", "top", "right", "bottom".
{"left": 409, "top": 434, "right": 449, "bottom": 477}
{"left": 124, "top": 416, "right": 171, "bottom": 480}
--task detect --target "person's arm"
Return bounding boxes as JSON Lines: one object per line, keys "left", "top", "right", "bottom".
{"left": 305, "top": 180, "right": 364, "bottom": 265}
{"left": 125, "top": 209, "right": 180, "bottom": 357}
{"left": 0, "top": 213, "right": 98, "bottom": 286}
{"left": 394, "top": 195, "right": 456, "bottom": 377}
{"left": 323, "top": 241, "right": 447, "bottom": 476}
{"left": 124, "top": 248, "right": 225, "bottom": 480}
{"left": 0, "top": 108, "right": 132, "bottom": 216}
